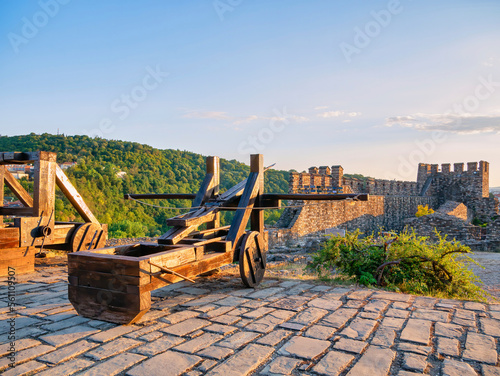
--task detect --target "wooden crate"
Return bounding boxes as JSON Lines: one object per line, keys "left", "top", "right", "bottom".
{"left": 0, "top": 246, "right": 36, "bottom": 276}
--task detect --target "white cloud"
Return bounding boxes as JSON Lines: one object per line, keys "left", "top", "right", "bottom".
{"left": 483, "top": 57, "right": 500, "bottom": 67}
{"left": 183, "top": 111, "right": 230, "bottom": 120}
{"left": 314, "top": 105, "right": 329, "bottom": 110}
{"left": 385, "top": 113, "right": 500, "bottom": 134}
{"left": 318, "top": 111, "right": 344, "bottom": 118}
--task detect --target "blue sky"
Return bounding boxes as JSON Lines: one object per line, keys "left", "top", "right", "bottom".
{"left": 1, "top": 0, "right": 500, "bottom": 185}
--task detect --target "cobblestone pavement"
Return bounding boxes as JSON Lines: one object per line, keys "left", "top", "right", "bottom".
{"left": 1, "top": 259, "right": 500, "bottom": 376}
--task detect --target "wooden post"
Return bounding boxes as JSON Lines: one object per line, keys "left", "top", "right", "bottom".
{"left": 0, "top": 165, "right": 4, "bottom": 226}
{"left": 206, "top": 156, "right": 220, "bottom": 229}
{"left": 33, "top": 152, "right": 56, "bottom": 219}
{"left": 227, "top": 154, "right": 263, "bottom": 252}
{"left": 250, "top": 154, "right": 264, "bottom": 234}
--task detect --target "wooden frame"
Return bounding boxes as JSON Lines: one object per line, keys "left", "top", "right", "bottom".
{"left": 0, "top": 151, "right": 107, "bottom": 276}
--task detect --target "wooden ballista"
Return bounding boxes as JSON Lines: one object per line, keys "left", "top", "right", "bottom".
{"left": 0, "top": 151, "right": 107, "bottom": 276}
{"left": 68, "top": 154, "right": 368, "bottom": 324}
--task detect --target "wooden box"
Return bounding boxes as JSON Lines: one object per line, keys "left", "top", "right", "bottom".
{"left": 0, "top": 246, "right": 35, "bottom": 276}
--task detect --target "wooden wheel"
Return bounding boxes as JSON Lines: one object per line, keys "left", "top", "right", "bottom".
{"left": 239, "top": 231, "right": 266, "bottom": 287}
{"left": 70, "top": 223, "right": 106, "bottom": 252}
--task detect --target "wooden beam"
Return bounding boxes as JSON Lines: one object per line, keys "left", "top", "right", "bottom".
{"left": 0, "top": 152, "right": 39, "bottom": 164}
{"left": 33, "top": 152, "right": 56, "bottom": 218}
{"left": 250, "top": 154, "right": 264, "bottom": 234}
{"left": 0, "top": 207, "right": 33, "bottom": 216}
{"left": 124, "top": 193, "right": 196, "bottom": 200}
{"left": 206, "top": 156, "right": 220, "bottom": 229}
{"left": 158, "top": 225, "right": 197, "bottom": 245}
{"left": 166, "top": 207, "right": 217, "bottom": 227}
{"left": 4, "top": 169, "right": 34, "bottom": 207}
{"left": 55, "top": 164, "right": 99, "bottom": 224}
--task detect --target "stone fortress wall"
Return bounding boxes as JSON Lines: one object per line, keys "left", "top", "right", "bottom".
{"left": 271, "top": 160, "right": 500, "bottom": 251}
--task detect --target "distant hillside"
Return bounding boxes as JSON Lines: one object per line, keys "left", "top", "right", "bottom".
{"left": 0, "top": 133, "right": 289, "bottom": 237}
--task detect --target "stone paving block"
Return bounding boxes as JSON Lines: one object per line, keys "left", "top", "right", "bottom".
{"left": 397, "top": 371, "right": 425, "bottom": 376}
{"left": 0, "top": 316, "right": 43, "bottom": 333}
{"left": 174, "top": 332, "right": 223, "bottom": 353}
{"left": 371, "top": 292, "right": 411, "bottom": 302}
{"left": 436, "top": 336, "right": 460, "bottom": 357}
{"left": 40, "top": 315, "right": 90, "bottom": 332}
{"left": 279, "top": 336, "right": 329, "bottom": 360}
{"left": 310, "top": 285, "right": 332, "bottom": 293}
{"left": 215, "top": 296, "right": 249, "bottom": 306}
{"left": 434, "top": 322, "right": 464, "bottom": 338}
{"left": 139, "top": 330, "right": 164, "bottom": 341}
{"left": 278, "top": 281, "right": 301, "bottom": 289}
{"left": 77, "top": 352, "right": 145, "bottom": 376}
{"left": 400, "top": 319, "right": 432, "bottom": 345}
{"left": 235, "top": 318, "right": 252, "bottom": 328}
{"left": 483, "top": 365, "right": 500, "bottom": 376}
{"left": 403, "top": 353, "right": 428, "bottom": 373}
{"left": 134, "top": 334, "right": 184, "bottom": 356}
{"left": 245, "top": 287, "right": 285, "bottom": 299}
{"left": 37, "top": 358, "right": 94, "bottom": 376}
{"left": 211, "top": 314, "right": 242, "bottom": 325}
{"left": 10, "top": 326, "right": 47, "bottom": 340}
{"left": 1, "top": 360, "right": 46, "bottom": 376}
{"left": 441, "top": 359, "right": 478, "bottom": 376}
{"left": 199, "top": 306, "right": 234, "bottom": 319}
{"left": 261, "top": 356, "right": 302, "bottom": 375}
{"left": 136, "top": 309, "right": 168, "bottom": 323}
{"left": 226, "top": 307, "right": 249, "bottom": 316}
{"left": 340, "top": 317, "right": 378, "bottom": 340}
{"left": 464, "top": 302, "right": 486, "bottom": 311}
{"left": 245, "top": 310, "right": 295, "bottom": 333}
{"left": 347, "top": 346, "right": 395, "bottom": 376}
{"left": 161, "top": 318, "right": 210, "bottom": 336}
{"left": 386, "top": 308, "right": 410, "bottom": 319}
{"left": 452, "top": 317, "right": 476, "bottom": 327}
{"left": 161, "top": 310, "right": 199, "bottom": 324}
{"left": 285, "top": 283, "right": 315, "bottom": 295}
{"left": 412, "top": 308, "right": 450, "bottom": 322}
{"left": 181, "top": 294, "right": 228, "bottom": 307}
{"left": 363, "top": 299, "right": 390, "bottom": 313}
{"left": 242, "top": 307, "right": 275, "bottom": 319}
{"left": 334, "top": 337, "right": 368, "bottom": 354}
{"left": 392, "top": 301, "right": 412, "bottom": 310}
{"left": 88, "top": 325, "right": 137, "bottom": 343}
{"left": 217, "top": 331, "right": 261, "bottom": 349}
{"left": 0, "top": 344, "right": 55, "bottom": 371}
{"left": 86, "top": 337, "right": 141, "bottom": 360}
{"left": 177, "top": 287, "right": 210, "bottom": 295}
{"left": 307, "top": 298, "right": 343, "bottom": 311}
{"left": 279, "top": 322, "right": 305, "bottom": 331}
{"left": 203, "top": 322, "right": 239, "bottom": 335}
{"left": 322, "top": 308, "right": 358, "bottom": 328}
{"left": 463, "top": 332, "right": 497, "bottom": 364}
{"left": 490, "top": 304, "right": 500, "bottom": 311}
{"left": 359, "top": 311, "right": 380, "bottom": 320}
{"left": 304, "top": 324, "right": 337, "bottom": 340}
{"left": 0, "top": 338, "right": 40, "bottom": 357}
{"left": 490, "top": 311, "right": 500, "bottom": 320}
{"left": 291, "top": 307, "right": 328, "bottom": 325}
{"left": 455, "top": 309, "right": 476, "bottom": 321}
{"left": 412, "top": 297, "right": 437, "bottom": 308}
{"left": 38, "top": 340, "right": 98, "bottom": 364}
{"left": 198, "top": 359, "right": 218, "bottom": 372}
{"left": 397, "top": 342, "right": 432, "bottom": 356}
{"left": 313, "top": 350, "right": 355, "bottom": 376}
{"left": 206, "top": 343, "right": 274, "bottom": 376}
{"left": 480, "top": 317, "right": 500, "bottom": 337}
{"left": 125, "top": 322, "right": 167, "bottom": 338}
{"left": 371, "top": 326, "right": 396, "bottom": 348}
{"left": 268, "top": 296, "right": 309, "bottom": 311}
{"left": 347, "top": 290, "right": 373, "bottom": 300}
{"left": 197, "top": 345, "right": 234, "bottom": 360}
{"left": 344, "top": 300, "right": 365, "bottom": 309}
{"left": 255, "top": 329, "right": 293, "bottom": 346}
{"left": 241, "top": 300, "right": 268, "bottom": 309}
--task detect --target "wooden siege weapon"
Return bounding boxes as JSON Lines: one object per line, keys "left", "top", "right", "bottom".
{"left": 0, "top": 152, "right": 107, "bottom": 276}
{"left": 67, "top": 154, "right": 368, "bottom": 324}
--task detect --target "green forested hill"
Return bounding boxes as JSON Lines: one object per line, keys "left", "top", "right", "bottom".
{"left": 0, "top": 133, "right": 289, "bottom": 238}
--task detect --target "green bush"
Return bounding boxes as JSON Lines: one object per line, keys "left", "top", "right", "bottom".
{"left": 415, "top": 204, "right": 434, "bottom": 217}
{"left": 307, "top": 229, "right": 488, "bottom": 301}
